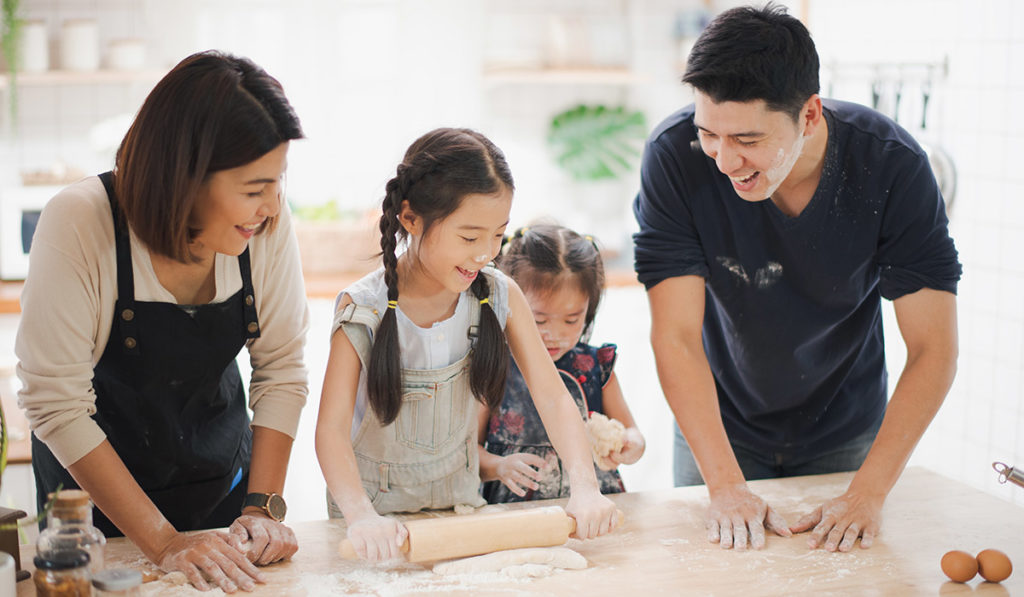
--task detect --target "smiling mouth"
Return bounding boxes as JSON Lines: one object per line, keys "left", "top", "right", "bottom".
{"left": 730, "top": 172, "right": 759, "bottom": 185}
{"left": 456, "top": 266, "right": 478, "bottom": 281}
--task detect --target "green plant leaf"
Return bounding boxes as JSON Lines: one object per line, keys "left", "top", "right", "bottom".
{"left": 548, "top": 104, "right": 647, "bottom": 181}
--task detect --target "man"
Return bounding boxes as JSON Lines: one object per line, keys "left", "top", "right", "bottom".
{"left": 632, "top": 4, "right": 960, "bottom": 552}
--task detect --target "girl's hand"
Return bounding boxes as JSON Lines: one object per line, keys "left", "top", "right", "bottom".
{"left": 345, "top": 514, "right": 409, "bottom": 562}
{"left": 155, "top": 530, "right": 266, "bottom": 593}
{"left": 565, "top": 489, "right": 618, "bottom": 540}
{"left": 494, "top": 453, "right": 548, "bottom": 496}
{"left": 609, "top": 427, "right": 646, "bottom": 467}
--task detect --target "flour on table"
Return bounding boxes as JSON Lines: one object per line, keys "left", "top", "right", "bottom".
{"left": 433, "top": 547, "right": 588, "bottom": 577}
{"left": 585, "top": 412, "right": 625, "bottom": 470}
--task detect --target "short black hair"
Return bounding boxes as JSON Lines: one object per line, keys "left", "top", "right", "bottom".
{"left": 683, "top": 3, "right": 819, "bottom": 120}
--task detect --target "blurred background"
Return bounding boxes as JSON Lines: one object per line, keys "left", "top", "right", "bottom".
{"left": 0, "top": 0, "right": 1021, "bottom": 530}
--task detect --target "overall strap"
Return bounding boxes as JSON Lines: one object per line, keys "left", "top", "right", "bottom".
{"left": 99, "top": 171, "right": 140, "bottom": 356}
{"left": 333, "top": 302, "right": 380, "bottom": 371}
{"left": 237, "top": 248, "right": 260, "bottom": 339}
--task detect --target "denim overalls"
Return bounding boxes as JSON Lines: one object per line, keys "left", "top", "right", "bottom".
{"left": 327, "top": 276, "right": 498, "bottom": 515}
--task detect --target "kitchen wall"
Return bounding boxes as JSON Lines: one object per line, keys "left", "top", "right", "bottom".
{"left": 2, "top": 0, "right": 1022, "bottom": 523}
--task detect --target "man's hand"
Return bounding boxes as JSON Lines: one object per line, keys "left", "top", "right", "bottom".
{"left": 791, "top": 489, "right": 883, "bottom": 551}
{"left": 706, "top": 483, "right": 792, "bottom": 550}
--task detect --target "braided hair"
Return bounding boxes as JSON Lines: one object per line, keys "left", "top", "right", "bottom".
{"left": 497, "top": 224, "right": 605, "bottom": 341}
{"left": 368, "top": 128, "right": 514, "bottom": 425}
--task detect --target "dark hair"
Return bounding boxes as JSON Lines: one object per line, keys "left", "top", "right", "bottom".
{"left": 114, "top": 50, "right": 304, "bottom": 261}
{"left": 683, "top": 3, "right": 819, "bottom": 120}
{"left": 498, "top": 225, "right": 604, "bottom": 340}
{"left": 369, "top": 128, "right": 515, "bottom": 426}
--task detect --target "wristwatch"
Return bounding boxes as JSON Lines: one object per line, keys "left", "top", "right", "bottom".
{"left": 242, "top": 492, "right": 287, "bottom": 522}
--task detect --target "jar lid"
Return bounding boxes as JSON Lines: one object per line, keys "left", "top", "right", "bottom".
{"left": 92, "top": 568, "right": 143, "bottom": 590}
{"left": 48, "top": 489, "right": 91, "bottom": 507}
{"left": 34, "top": 550, "right": 90, "bottom": 570}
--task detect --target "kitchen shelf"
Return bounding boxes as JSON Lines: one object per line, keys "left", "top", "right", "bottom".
{"left": 0, "top": 68, "right": 166, "bottom": 89}
{"left": 482, "top": 66, "right": 646, "bottom": 87}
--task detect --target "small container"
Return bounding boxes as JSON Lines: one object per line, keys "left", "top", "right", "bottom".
{"left": 20, "top": 20, "right": 50, "bottom": 73}
{"left": 91, "top": 568, "right": 142, "bottom": 596}
{"left": 105, "top": 39, "right": 145, "bottom": 71}
{"left": 32, "top": 551, "right": 91, "bottom": 597}
{"left": 60, "top": 19, "right": 100, "bottom": 71}
{"left": 36, "top": 489, "right": 107, "bottom": 575}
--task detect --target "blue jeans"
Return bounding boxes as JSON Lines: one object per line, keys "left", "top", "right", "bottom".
{"left": 672, "top": 419, "right": 882, "bottom": 487}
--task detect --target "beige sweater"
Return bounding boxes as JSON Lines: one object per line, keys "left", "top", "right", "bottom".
{"left": 16, "top": 176, "right": 310, "bottom": 468}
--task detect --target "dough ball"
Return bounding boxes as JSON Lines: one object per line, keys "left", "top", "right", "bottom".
{"left": 585, "top": 413, "right": 625, "bottom": 469}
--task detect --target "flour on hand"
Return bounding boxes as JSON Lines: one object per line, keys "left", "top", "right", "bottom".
{"left": 433, "top": 547, "right": 587, "bottom": 577}
{"left": 585, "top": 412, "right": 625, "bottom": 470}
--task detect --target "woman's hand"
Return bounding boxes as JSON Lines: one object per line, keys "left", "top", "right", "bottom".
{"left": 565, "top": 488, "right": 618, "bottom": 540}
{"left": 494, "top": 453, "right": 548, "bottom": 496}
{"left": 345, "top": 514, "right": 409, "bottom": 562}
{"left": 155, "top": 530, "right": 266, "bottom": 593}
{"left": 229, "top": 513, "right": 298, "bottom": 566}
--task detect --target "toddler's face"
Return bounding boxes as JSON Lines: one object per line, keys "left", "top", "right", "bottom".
{"left": 524, "top": 285, "right": 589, "bottom": 362}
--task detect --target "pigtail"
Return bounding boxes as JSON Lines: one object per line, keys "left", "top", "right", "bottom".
{"left": 367, "top": 176, "right": 405, "bottom": 425}
{"left": 468, "top": 273, "right": 509, "bottom": 410}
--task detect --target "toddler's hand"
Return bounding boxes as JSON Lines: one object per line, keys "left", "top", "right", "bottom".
{"left": 565, "top": 489, "right": 618, "bottom": 540}
{"left": 609, "top": 427, "right": 646, "bottom": 467}
{"left": 345, "top": 514, "right": 409, "bottom": 562}
{"left": 494, "top": 453, "right": 547, "bottom": 496}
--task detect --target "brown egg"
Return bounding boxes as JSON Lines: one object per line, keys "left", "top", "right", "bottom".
{"left": 976, "top": 549, "right": 1013, "bottom": 583}
{"left": 941, "top": 550, "right": 978, "bottom": 582}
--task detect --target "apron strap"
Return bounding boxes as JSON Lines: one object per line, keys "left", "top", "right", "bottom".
{"left": 237, "top": 248, "right": 260, "bottom": 339}
{"left": 99, "top": 171, "right": 141, "bottom": 357}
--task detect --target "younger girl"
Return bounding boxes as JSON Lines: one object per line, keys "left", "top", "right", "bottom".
{"left": 315, "top": 129, "right": 618, "bottom": 562}
{"left": 480, "top": 225, "right": 645, "bottom": 503}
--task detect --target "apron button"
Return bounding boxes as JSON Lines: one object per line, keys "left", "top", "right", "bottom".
{"left": 245, "top": 294, "right": 254, "bottom": 306}
{"left": 121, "top": 308, "right": 134, "bottom": 321}
{"left": 124, "top": 337, "right": 137, "bottom": 349}
{"left": 247, "top": 322, "right": 259, "bottom": 333}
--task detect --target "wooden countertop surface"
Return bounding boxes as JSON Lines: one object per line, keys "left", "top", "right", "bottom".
{"left": 16, "top": 467, "right": 1023, "bottom": 596}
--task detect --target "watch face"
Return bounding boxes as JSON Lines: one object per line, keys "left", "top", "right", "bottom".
{"left": 267, "top": 494, "right": 287, "bottom": 520}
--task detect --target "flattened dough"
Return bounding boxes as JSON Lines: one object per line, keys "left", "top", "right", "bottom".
{"left": 433, "top": 547, "right": 588, "bottom": 576}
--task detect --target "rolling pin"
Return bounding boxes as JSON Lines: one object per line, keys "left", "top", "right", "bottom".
{"left": 338, "top": 505, "right": 622, "bottom": 563}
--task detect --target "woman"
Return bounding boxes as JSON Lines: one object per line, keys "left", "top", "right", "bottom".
{"left": 17, "top": 51, "right": 308, "bottom": 593}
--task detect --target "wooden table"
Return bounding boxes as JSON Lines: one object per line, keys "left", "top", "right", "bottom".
{"left": 16, "top": 467, "right": 1023, "bottom": 595}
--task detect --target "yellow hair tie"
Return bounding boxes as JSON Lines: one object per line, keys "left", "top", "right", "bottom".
{"left": 479, "top": 298, "right": 489, "bottom": 305}
{"left": 584, "top": 235, "right": 593, "bottom": 242}
{"left": 387, "top": 300, "right": 398, "bottom": 309}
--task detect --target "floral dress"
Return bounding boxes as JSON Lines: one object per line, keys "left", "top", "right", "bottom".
{"left": 482, "top": 342, "right": 625, "bottom": 503}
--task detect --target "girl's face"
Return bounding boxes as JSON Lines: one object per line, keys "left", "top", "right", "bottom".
{"left": 524, "top": 283, "right": 589, "bottom": 362}
{"left": 402, "top": 187, "right": 512, "bottom": 296}
{"left": 190, "top": 142, "right": 289, "bottom": 260}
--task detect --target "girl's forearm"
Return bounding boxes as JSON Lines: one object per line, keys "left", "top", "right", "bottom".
{"left": 540, "top": 391, "right": 600, "bottom": 491}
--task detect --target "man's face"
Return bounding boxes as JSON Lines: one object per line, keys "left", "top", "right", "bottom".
{"left": 693, "top": 91, "right": 807, "bottom": 202}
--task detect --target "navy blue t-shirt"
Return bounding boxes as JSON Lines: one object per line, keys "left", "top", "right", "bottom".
{"left": 632, "top": 99, "right": 961, "bottom": 455}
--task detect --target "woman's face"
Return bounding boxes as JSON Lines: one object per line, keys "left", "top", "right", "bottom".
{"left": 524, "top": 283, "right": 589, "bottom": 362}
{"left": 190, "top": 142, "right": 289, "bottom": 260}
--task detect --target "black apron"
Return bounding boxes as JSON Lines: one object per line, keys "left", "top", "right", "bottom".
{"left": 32, "top": 171, "right": 261, "bottom": 536}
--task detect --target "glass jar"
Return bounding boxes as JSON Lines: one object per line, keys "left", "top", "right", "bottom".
{"left": 36, "top": 489, "right": 107, "bottom": 574}
{"left": 33, "top": 550, "right": 92, "bottom": 597}
{"left": 91, "top": 568, "right": 142, "bottom": 596}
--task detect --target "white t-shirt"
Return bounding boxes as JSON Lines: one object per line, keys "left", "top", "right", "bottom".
{"left": 16, "top": 176, "right": 310, "bottom": 467}
{"left": 337, "top": 266, "right": 510, "bottom": 439}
